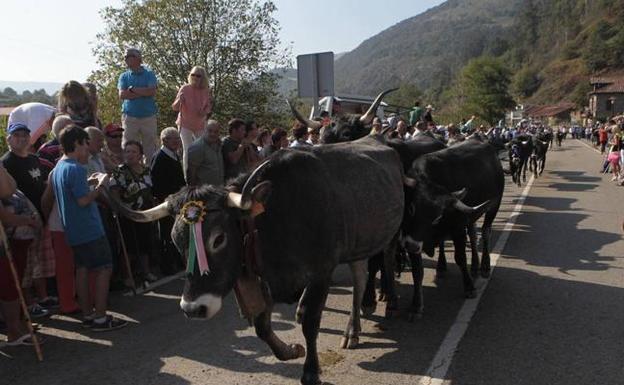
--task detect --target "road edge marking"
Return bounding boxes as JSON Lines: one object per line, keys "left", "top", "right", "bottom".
{"left": 418, "top": 176, "right": 535, "bottom": 385}
{"left": 576, "top": 139, "right": 602, "bottom": 155}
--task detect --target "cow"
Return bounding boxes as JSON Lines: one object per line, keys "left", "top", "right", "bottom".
{"left": 290, "top": 89, "right": 398, "bottom": 145}
{"left": 530, "top": 133, "right": 549, "bottom": 177}
{"left": 106, "top": 138, "right": 404, "bottom": 385}
{"left": 401, "top": 138, "right": 504, "bottom": 319}
{"left": 508, "top": 134, "right": 533, "bottom": 186}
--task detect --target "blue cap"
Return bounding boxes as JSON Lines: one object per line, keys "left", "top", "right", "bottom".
{"left": 7, "top": 123, "right": 30, "bottom": 135}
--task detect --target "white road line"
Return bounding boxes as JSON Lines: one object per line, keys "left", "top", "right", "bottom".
{"left": 418, "top": 176, "right": 535, "bottom": 385}
{"left": 576, "top": 139, "right": 602, "bottom": 155}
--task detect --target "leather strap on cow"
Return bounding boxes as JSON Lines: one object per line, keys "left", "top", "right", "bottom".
{"left": 233, "top": 210, "right": 266, "bottom": 325}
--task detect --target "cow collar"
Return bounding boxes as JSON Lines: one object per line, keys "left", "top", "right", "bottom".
{"left": 234, "top": 214, "right": 266, "bottom": 324}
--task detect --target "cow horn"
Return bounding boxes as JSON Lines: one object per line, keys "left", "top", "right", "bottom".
{"left": 451, "top": 188, "right": 467, "bottom": 200}
{"left": 403, "top": 176, "right": 417, "bottom": 188}
{"left": 227, "top": 192, "right": 245, "bottom": 209}
{"left": 521, "top": 140, "right": 529, "bottom": 145}
{"left": 239, "top": 160, "right": 271, "bottom": 209}
{"left": 287, "top": 100, "right": 322, "bottom": 130}
{"left": 359, "top": 88, "right": 398, "bottom": 125}
{"left": 102, "top": 188, "right": 171, "bottom": 222}
{"left": 453, "top": 199, "right": 490, "bottom": 216}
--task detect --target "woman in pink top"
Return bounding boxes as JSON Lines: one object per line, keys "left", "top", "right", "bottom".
{"left": 172, "top": 66, "right": 213, "bottom": 170}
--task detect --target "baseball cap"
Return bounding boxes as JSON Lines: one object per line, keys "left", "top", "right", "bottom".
{"left": 7, "top": 123, "right": 30, "bottom": 135}
{"left": 104, "top": 123, "right": 124, "bottom": 136}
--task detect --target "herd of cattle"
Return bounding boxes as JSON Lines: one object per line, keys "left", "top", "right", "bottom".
{"left": 104, "top": 90, "right": 552, "bottom": 385}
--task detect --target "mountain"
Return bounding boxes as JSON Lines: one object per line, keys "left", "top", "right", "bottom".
{"left": 0, "top": 81, "right": 63, "bottom": 95}
{"left": 333, "top": 0, "right": 624, "bottom": 107}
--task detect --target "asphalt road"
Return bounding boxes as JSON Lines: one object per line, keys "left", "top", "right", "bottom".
{"left": 2, "top": 138, "right": 623, "bottom": 385}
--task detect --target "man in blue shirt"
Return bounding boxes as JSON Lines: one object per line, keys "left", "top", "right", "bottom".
{"left": 118, "top": 47, "right": 158, "bottom": 163}
{"left": 52, "top": 124, "right": 127, "bottom": 331}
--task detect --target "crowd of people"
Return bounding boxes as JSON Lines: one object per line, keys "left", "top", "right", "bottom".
{"left": 0, "top": 47, "right": 330, "bottom": 347}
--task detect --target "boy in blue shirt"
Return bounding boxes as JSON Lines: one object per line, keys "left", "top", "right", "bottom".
{"left": 52, "top": 125, "right": 127, "bottom": 331}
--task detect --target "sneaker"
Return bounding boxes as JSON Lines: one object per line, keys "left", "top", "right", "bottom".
{"left": 81, "top": 317, "right": 95, "bottom": 329}
{"left": 611, "top": 176, "right": 618, "bottom": 181}
{"left": 28, "top": 304, "right": 50, "bottom": 319}
{"left": 91, "top": 316, "right": 128, "bottom": 332}
{"left": 38, "top": 296, "right": 60, "bottom": 311}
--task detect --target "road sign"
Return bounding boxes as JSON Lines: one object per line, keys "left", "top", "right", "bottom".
{"left": 297, "top": 52, "right": 334, "bottom": 98}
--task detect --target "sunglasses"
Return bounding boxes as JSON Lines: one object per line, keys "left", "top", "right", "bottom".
{"left": 191, "top": 74, "right": 202, "bottom": 78}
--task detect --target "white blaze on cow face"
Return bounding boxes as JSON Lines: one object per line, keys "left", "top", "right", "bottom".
{"left": 179, "top": 294, "right": 223, "bottom": 319}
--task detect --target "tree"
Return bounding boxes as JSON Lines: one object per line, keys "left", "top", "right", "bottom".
{"left": 456, "top": 56, "right": 515, "bottom": 125}
{"left": 512, "top": 66, "right": 541, "bottom": 99}
{"left": 90, "top": 0, "right": 290, "bottom": 129}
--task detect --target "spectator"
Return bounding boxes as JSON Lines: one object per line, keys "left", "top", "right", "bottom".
{"left": 0, "top": 190, "right": 46, "bottom": 345}
{"left": 186, "top": 120, "right": 224, "bottom": 186}
{"left": 8, "top": 102, "right": 56, "bottom": 146}
{"left": 101, "top": 123, "right": 124, "bottom": 173}
{"left": 151, "top": 127, "right": 185, "bottom": 275}
{"left": 290, "top": 123, "right": 312, "bottom": 148}
{"left": 52, "top": 124, "right": 127, "bottom": 331}
{"left": 58, "top": 80, "right": 97, "bottom": 128}
{"left": 409, "top": 100, "right": 423, "bottom": 127}
{"left": 413, "top": 121, "right": 428, "bottom": 137}
{"left": 222, "top": 118, "right": 255, "bottom": 180}
{"left": 598, "top": 125, "right": 608, "bottom": 154}
{"left": 172, "top": 66, "right": 213, "bottom": 172}
{"left": 396, "top": 120, "right": 408, "bottom": 140}
{"left": 118, "top": 48, "right": 159, "bottom": 163}
{"left": 256, "top": 128, "right": 271, "bottom": 155}
{"left": 608, "top": 133, "right": 622, "bottom": 181}
{"left": 370, "top": 117, "right": 383, "bottom": 135}
{"left": 307, "top": 127, "right": 320, "bottom": 145}
{"left": 260, "top": 128, "right": 288, "bottom": 158}
{"left": 109, "top": 141, "right": 158, "bottom": 284}
{"left": 38, "top": 115, "right": 73, "bottom": 165}
{"left": 84, "top": 127, "right": 106, "bottom": 175}
{"left": 423, "top": 104, "right": 435, "bottom": 124}
{"left": 245, "top": 121, "right": 262, "bottom": 169}
{"left": 82, "top": 82, "right": 103, "bottom": 129}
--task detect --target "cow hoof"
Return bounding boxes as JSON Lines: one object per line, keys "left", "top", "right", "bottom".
{"left": 340, "top": 336, "right": 359, "bottom": 349}
{"left": 361, "top": 304, "right": 376, "bottom": 317}
{"left": 292, "top": 344, "right": 306, "bottom": 359}
{"left": 407, "top": 311, "right": 423, "bottom": 322}
{"left": 465, "top": 289, "right": 477, "bottom": 299}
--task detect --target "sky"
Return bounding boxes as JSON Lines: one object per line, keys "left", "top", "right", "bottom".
{"left": 1, "top": 0, "right": 445, "bottom": 84}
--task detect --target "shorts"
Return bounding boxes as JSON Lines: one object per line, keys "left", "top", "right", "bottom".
{"left": 607, "top": 151, "right": 620, "bottom": 165}
{"left": 71, "top": 236, "right": 113, "bottom": 270}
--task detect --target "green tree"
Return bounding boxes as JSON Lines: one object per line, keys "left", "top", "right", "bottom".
{"left": 456, "top": 56, "right": 515, "bottom": 125}
{"left": 90, "top": 0, "right": 290, "bottom": 130}
{"left": 512, "top": 66, "right": 541, "bottom": 99}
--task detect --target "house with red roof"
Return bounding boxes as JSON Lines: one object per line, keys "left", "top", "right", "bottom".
{"left": 589, "top": 77, "right": 624, "bottom": 119}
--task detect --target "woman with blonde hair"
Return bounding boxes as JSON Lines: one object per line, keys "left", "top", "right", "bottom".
{"left": 172, "top": 66, "right": 213, "bottom": 170}
{"left": 58, "top": 80, "right": 96, "bottom": 128}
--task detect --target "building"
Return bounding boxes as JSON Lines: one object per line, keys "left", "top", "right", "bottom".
{"left": 588, "top": 77, "right": 624, "bottom": 120}
{"left": 524, "top": 103, "right": 578, "bottom": 126}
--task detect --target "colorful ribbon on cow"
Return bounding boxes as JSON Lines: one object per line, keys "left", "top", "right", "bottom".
{"left": 181, "top": 201, "right": 209, "bottom": 275}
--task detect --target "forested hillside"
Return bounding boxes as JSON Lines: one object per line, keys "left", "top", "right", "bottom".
{"left": 333, "top": 0, "right": 624, "bottom": 108}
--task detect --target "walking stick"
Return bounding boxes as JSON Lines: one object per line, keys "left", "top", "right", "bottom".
{"left": 0, "top": 221, "right": 43, "bottom": 361}
{"left": 112, "top": 212, "right": 137, "bottom": 294}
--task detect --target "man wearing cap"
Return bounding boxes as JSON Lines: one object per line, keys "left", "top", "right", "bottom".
{"left": 1, "top": 123, "right": 46, "bottom": 216}
{"left": 101, "top": 123, "right": 125, "bottom": 173}
{"left": 423, "top": 104, "right": 435, "bottom": 124}
{"left": 118, "top": 48, "right": 158, "bottom": 164}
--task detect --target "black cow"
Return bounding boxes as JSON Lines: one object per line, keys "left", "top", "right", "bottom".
{"left": 508, "top": 134, "right": 533, "bottom": 186}
{"left": 109, "top": 139, "right": 404, "bottom": 385}
{"left": 401, "top": 139, "right": 504, "bottom": 317}
{"left": 530, "top": 133, "right": 549, "bottom": 177}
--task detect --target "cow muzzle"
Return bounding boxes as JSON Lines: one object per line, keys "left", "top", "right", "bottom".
{"left": 179, "top": 294, "right": 223, "bottom": 320}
